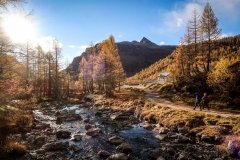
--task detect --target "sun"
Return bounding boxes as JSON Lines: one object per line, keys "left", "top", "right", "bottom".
{"left": 1, "top": 13, "right": 37, "bottom": 43}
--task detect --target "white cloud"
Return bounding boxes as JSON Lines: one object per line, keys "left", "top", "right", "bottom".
{"left": 68, "top": 44, "right": 89, "bottom": 50}
{"left": 153, "top": 2, "right": 203, "bottom": 36}
{"left": 36, "top": 36, "right": 63, "bottom": 53}
{"left": 159, "top": 41, "right": 165, "bottom": 45}
{"left": 68, "top": 45, "right": 76, "bottom": 49}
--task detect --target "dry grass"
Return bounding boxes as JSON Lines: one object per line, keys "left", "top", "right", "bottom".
{"left": 0, "top": 103, "right": 33, "bottom": 158}
{"left": 4, "top": 138, "right": 27, "bottom": 156}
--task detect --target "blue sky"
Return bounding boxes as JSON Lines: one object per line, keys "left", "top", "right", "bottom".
{"left": 23, "top": 0, "right": 240, "bottom": 64}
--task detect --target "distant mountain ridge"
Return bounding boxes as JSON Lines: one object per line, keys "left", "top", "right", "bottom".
{"left": 68, "top": 37, "right": 176, "bottom": 78}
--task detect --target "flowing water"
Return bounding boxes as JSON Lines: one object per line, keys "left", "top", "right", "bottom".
{"left": 29, "top": 104, "right": 162, "bottom": 160}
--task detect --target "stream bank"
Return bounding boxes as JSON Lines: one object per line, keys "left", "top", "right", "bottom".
{"left": 14, "top": 95, "right": 231, "bottom": 160}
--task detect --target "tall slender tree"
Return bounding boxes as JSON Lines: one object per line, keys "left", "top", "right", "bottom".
{"left": 200, "top": 2, "right": 221, "bottom": 72}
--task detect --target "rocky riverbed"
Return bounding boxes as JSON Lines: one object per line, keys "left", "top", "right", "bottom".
{"left": 16, "top": 99, "right": 232, "bottom": 160}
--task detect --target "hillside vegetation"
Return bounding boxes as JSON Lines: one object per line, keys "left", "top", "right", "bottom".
{"left": 128, "top": 35, "right": 240, "bottom": 83}
{"left": 128, "top": 3, "right": 240, "bottom": 108}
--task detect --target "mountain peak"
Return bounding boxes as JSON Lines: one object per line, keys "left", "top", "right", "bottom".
{"left": 140, "top": 37, "right": 158, "bottom": 47}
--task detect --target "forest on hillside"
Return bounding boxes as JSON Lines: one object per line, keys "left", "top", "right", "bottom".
{"left": 128, "top": 3, "right": 240, "bottom": 107}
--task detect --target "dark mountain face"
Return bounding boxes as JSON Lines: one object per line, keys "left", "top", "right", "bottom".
{"left": 68, "top": 37, "right": 176, "bottom": 77}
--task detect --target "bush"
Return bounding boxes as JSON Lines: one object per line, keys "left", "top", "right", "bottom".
{"left": 5, "top": 139, "right": 27, "bottom": 157}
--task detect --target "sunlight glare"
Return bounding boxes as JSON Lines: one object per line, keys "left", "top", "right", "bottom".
{"left": 1, "top": 13, "right": 37, "bottom": 43}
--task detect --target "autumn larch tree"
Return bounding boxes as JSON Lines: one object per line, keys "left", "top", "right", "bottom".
{"left": 200, "top": 2, "right": 221, "bottom": 72}
{"left": 99, "top": 35, "right": 125, "bottom": 95}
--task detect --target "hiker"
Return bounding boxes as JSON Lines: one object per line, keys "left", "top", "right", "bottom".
{"left": 202, "top": 93, "right": 210, "bottom": 110}
{"left": 194, "top": 92, "right": 202, "bottom": 110}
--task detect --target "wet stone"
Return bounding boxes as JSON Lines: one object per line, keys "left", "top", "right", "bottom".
{"left": 40, "top": 141, "right": 69, "bottom": 152}
{"left": 71, "top": 133, "right": 82, "bottom": 141}
{"left": 159, "top": 127, "right": 170, "bottom": 134}
{"left": 83, "top": 118, "right": 90, "bottom": 123}
{"left": 97, "top": 150, "right": 111, "bottom": 158}
{"left": 178, "top": 126, "right": 189, "bottom": 135}
{"left": 201, "top": 135, "right": 215, "bottom": 143}
{"left": 69, "top": 144, "right": 81, "bottom": 152}
{"left": 108, "top": 136, "right": 125, "bottom": 145}
{"left": 56, "top": 130, "right": 71, "bottom": 139}
{"left": 116, "top": 143, "right": 132, "bottom": 154}
{"left": 34, "top": 123, "right": 50, "bottom": 130}
{"left": 143, "top": 123, "right": 155, "bottom": 130}
{"left": 85, "top": 124, "right": 92, "bottom": 130}
{"left": 107, "top": 153, "right": 128, "bottom": 160}
{"left": 86, "top": 128, "right": 101, "bottom": 137}
{"left": 34, "top": 136, "right": 46, "bottom": 148}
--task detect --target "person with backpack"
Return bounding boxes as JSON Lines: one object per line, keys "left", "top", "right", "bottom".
{"left": 202, "top": 93, "right": 210, "bottom": 110}
{"left": 194, "top": 92, "right": 202, "bottom": 111}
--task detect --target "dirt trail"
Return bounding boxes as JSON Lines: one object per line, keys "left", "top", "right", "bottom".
{"left": 123, "top": 85, "right": 240, "bottom": 117}
{"left": 145, "top": 89, "right": 240, "bottom": 117}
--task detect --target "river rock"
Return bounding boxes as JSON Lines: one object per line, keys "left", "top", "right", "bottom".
{"left": 107, "top": 153, "right": 128, "bottom": 160}
{"left": 85, "top": 124, "right": 92, "bottom": 130}
{"left": 86, "top": 128, "right": 101, "bottom": 137}
{"left": 34, "top": 136, "right": 46, "bottom": 147}
{"left": 34, "top": 123, "right": 50, "bottom": 130}
{"left": 83, "top": 118, "right": 90, "bottom": 123}
{"left": 178, "top": 152, "right": 188, "bottom": 160}
{"left": 41, "top": 141, "right": 69, "bottom": 151}
{"left": 71, "top": 134, "right": 82, "bottom": 141}
{"left": 141, "top": 148, "right": 163, "bottom": 159}
{"left": 116, "top": 143, "right": 132, "bottom": 154}
{"left": 69, "top": 144, "right": 81, "bottom": 152}
{"left": 155, "top": 134, "right": 167, "bottom": 141}
{"left": 26, "top": 135, "right": 35, "bottom": 144}
{"left": 59, "top": 105, "right": 80, "bottom": 115}
{"left": 159, "top": 127, "right": 170, "bottom": 134}
{"left": 157, "top": 156, "right": 165, "bottom": 160}
{"left": 108, "top": 136, "right": 124, "bottom": 145}
{"left": 201, "top": 135, "right": 215, "bottom": 143}
{"left": 176, "top": 135, "right": 191, "bottom": 143}
{"left": 166, "top": 132, "right": 178, "bottom": 139}
{"left": 56, "top": 114, "right": 82, "bottom": 123}
{"left": 178, "top": 127, "right": 189, "bottom": 135}
{"left": 56, "top": 130, "right": 71, "bottom": 139}
{"left": 98, "top": 150, "right": 111, "bottom": 158}
{"left": 143, "top": 123, "right": 154, "bottom": 130}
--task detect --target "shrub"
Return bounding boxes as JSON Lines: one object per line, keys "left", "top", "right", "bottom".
{"left": 5, "top": 139, "right": 27, "bottom": 157}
